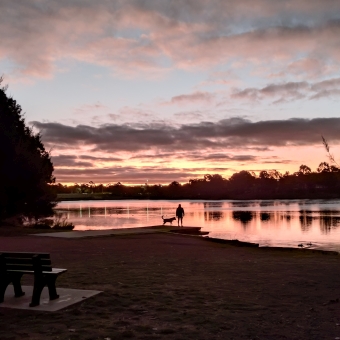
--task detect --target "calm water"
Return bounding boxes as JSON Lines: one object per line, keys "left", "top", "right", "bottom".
{"left": 56, "top": 199, "right": 340, "bottom": 252}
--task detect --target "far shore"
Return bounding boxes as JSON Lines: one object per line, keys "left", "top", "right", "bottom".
{"left": 56, "top": 193, "right": 340, "bottom": 201}
{"left": 1, "top": 225, "right": 340, "bottom": 339}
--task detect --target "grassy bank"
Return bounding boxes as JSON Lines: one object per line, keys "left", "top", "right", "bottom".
{"left": 0, "top": 232, "right": 340, "bottom": 339}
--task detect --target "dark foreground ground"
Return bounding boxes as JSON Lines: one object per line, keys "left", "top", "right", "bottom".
{"left": 1, "top": 230, "right": 340, "bottom": 340}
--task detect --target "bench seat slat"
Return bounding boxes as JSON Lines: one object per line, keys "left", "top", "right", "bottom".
{"left": 0, "top": 252, "right": 50, "bottom": 259}
{"left": 4, "top": 258, "right": 52, "bottom": 265}
{"left": 7, "top": 268, "right": 67, "bottom": 275}
{"left": 5, "top": 264, "right": 53, "bottom": 272}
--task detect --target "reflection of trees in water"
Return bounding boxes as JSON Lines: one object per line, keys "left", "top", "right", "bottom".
{"left": 204, "top": 211, "right": 224, "bottom": 221}
{"left": 63, "top": 207, "right": 136, "bottom": 217}
{"left": 319, "top": 210, "right": 340, "bottom": 215}
{"left": 260, "top": 212, "right": 271, "bottom": 222}
{"left": 259, "top": 201, "right": 274, "bottom": 207}
{"left": 320, "top": 216, "right": 334, "bottom": 234}
{"left": 299, "top": 214, "right": 313, "bottom": 232}
{"left": 203, "top": 202, "right": 223, "bottom": 209}
{"left": 59, "top": 205, "right": 177, "bottom": 219}
{"left": 231, "top": 201, "right": 255, "bottom": 208}
{"left": 95, "top": 207, "right": 126, "bottom": 215}
{"left": 282, "top": 214, "right": 291, "bottom": 221}
{"left": 319, "top": 210, "right": 340, "bottom": 234}
{"left": 232, "top": 211, "right": 253, "bottom": 226}
{"left": 296, "top": 209, "right": 340, "bottom": 234}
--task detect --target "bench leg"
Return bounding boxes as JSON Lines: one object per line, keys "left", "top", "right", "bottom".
{"left": 0, "top": 274, "right": 25, "bottom": 302}
{"left": 30, "top": 276, "right": 45, "bottom": 307}
{"left": 12, "top": 273, "right": 25, "bottom": 298}
{"left": 47, "top": 276, "right": 59, "bottom": 301}
{"left": 0, "top": 277, "right": 11, "bottom": 303}
{"left": 30, "top": 275, "right": 60, "bottom": 306}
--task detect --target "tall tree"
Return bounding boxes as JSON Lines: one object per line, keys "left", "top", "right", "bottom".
{"left": 0, "top": 79, "right": 56, "bottom": 221}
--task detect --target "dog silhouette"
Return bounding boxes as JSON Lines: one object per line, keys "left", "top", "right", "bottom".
{"left": 162, "top": 216, "right": 176, "bottom": 225}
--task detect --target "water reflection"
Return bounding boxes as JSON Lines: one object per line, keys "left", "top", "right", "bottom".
{"left": 204, "top": 211, "right": 224, "bottom": 221}
{"left": 232, "top": 211, "right": 253, "bottom": 225}
{"left": 259, "top": 201, "right": 275, "bottom": 207}
{"left": 260, "top": 212, "right": 271, "bottom": 222}
{"left": 203, "top": 201, "right": 223, "bottom": 209}
{"left": 283, "top": 214, "right": 291, "bottom": 221}
{"left": 231, "top": 201, "right": 257, "bottom": 208}
{"left": 319, "top": 212, "right": 340, "bottom": 234}
{"left": 55, "top": 199, "right": 340, "bottom": 251}
{"left": 299, "top": 210, "right": 314, "bottom": 232}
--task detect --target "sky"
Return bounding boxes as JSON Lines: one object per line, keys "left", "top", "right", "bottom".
{"left": 2, "top": 0, "right": 340, "bottom": 185}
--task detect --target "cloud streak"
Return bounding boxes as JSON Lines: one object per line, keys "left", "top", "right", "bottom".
{"left": 53, "top": 165, "right": 205, "bottom": 184}
{"left": 33, "top": 117, "right": 340, "bottom": 155}
{"left": 232, "top": 78, "right": 340, "bottom": 103}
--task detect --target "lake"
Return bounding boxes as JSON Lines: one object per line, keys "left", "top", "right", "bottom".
{"left": 55, "top": 199, "right": 340, "bottom": 252}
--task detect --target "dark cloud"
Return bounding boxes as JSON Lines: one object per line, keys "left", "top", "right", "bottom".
{"left": 262, "top": 160, "right": 293, "bottom": 164}
{"left": 51, "top": 154, "right": 123, "bottom": 167}
{"left": 80, "top": 155, "right": 122, "bottom": 161}
{"left": 52, "top": 155, "right": 93, "bottom": 168}
{"left": 129, "top": 152, "right": 176, "bottom": 161}
{"left": 34, "top": 117, "right": 340, "bottom": 155}
{"left": 187, "top": 153, "right": 257, "bottom": 162}
{"left": 54, "top": 166, "right": 201, "bottom": 184}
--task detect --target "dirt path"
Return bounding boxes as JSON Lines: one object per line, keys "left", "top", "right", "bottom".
{"left": 1, "top": 233, "right": 340, "bottom": 339}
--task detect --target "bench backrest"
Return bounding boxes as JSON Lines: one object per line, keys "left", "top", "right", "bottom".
{"left": 0, "top": 252, "right": 52, "bottom": 273}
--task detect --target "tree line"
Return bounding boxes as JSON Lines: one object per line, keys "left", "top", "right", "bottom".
{"left": 52, "top": 163, "right": 340, "bottom": 200}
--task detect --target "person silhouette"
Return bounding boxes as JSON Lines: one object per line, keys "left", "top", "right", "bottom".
{"left": 176, "top": 204, "right": 185, "bottom": 227}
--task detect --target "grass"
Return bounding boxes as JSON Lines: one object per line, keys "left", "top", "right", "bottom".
{"left": 0, "top": 232, "right": 340, "bottom": 339}
{"left": 24, "top": 214, "right": 75, "bottom": 231}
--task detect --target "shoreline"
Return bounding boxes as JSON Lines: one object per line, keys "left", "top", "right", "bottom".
{"left": 1, "top": 223, "right": 339, "bottom": 254}
{"left": 57, "top": 194, "right": 340, "bottom": 201}
{"left": 2, "top": 224, "right": 339, "bottom": 255}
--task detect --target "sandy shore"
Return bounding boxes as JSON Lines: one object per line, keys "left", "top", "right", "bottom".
{"left": 1, "top": 230, "right": 340, "bottom": 339}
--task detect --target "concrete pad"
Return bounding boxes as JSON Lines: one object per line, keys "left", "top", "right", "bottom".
{"left": 33, "top": 228, "right": 162, "bottom": 238}
{"left": 0, "top": 285, "right": 102, "bottom": 311}
{"left": 33, "top": 225, "right": 200, "bottom": 238}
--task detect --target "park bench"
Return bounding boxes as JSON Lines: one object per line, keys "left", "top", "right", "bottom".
{"left": 0, "top": 252, "right": 67, "bottom": 307}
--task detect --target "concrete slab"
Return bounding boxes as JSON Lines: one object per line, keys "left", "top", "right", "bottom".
{"left": 33, "top": 227, "right": 164, "bottom": 238}
{"left": 0, "top": 285, "right": 102, "bottom": 311}
{"left": 33, "top": 225, "right": 201, "bottom": 238}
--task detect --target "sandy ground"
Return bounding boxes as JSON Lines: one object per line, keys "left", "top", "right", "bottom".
{"left": 1, "top": 230, "right": 340, "bottom": 340}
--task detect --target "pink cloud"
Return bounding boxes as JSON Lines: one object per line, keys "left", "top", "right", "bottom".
{"left": 2, "top": 1, "right": 340, "bottom": 80}
{"left": 232, "top": 78, "right": 340, "bottom": 103}
{"left": 169, "top": 91, "right": 216, "bottom": 106}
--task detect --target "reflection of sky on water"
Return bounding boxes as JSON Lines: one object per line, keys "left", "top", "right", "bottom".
{"left": 56, "top": 199, "right": 340, "bottom": 252}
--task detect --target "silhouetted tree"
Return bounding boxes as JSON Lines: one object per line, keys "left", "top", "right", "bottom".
{"left": 228, "top": 171, "right": 256, "bottom": 198}
{"left": 298, "top": 164, "right": 311, "bottom": 175}
{"left": 0, "top": 79, "right": 56, "bottom": 221}
{"left": 259, "top": 170, "right": 271, "bottom": 179}
{"left": 317, "top": 162, "right": 331, "bottom": 173}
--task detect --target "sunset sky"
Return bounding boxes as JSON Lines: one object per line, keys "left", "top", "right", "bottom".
{"left": 2, "top": 0, "right": 340, "bottom": 185}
